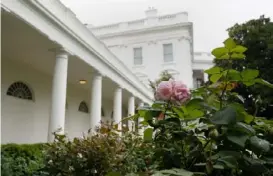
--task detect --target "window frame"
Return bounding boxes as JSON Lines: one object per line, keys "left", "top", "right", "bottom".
{"left": 163, "top": 43, "right": 174, "bottom": 63}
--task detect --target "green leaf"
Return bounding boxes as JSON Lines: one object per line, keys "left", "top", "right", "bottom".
{"left": 249, "top": 136, "right": 271, "bottom": 154}
{"left": 172, "top": 107, "right": 184, "bottom": 118}
{"left": 241, "top": 69, "right": 259, "bottom": 81}
{"left": 224, "top": 38, "right": 236, "bottom": 50}
{"left": 154, "top": 168, "right": 194, "bottom": 176}
{"left": 231, "top": 45, "right": 247, "bottom": 53}
{"left": 210, "top": 106, "right": 237, "bottom": 125}
{"left": 244, "top": 114, "right": 254, "bottom": 124}
{"left": 144, "top": 111, "right": 153, "bottom": 121}
{"left": 233, "top": 122, "right": 255, "bottom": 135}
{"left": 204, "top": 66, "right": 223, "bottom": 75}
{"left": 255, "top": 78, "right": 273, "bottom": 88}
{"left": 210, "top": 74, "right": 222, "bottom": 83}
{"left": 230, "top": 53, "right": 246, "bottom": 59}
{"left": 211, "top": 47, "right": 229, "bottom": 58}
{"left": 218, "top": 54, "right": 230, "bottom": 59}
{"left": 217, "top": 156, "right": 237, "bottom": 169}
{"left": 188, "top": 109, "right": 204, "bottom": 119}
{"left": 243, "top": 80, "right": 255, "bottom": 86}
{"left": 143, "top": 128, "right": 153, "bottom": 142}
{"left": 227, "top": 69, "right": 241, "bottom": 81}
{"left": 227, "top": 133, "right": 249, "bottom": 148}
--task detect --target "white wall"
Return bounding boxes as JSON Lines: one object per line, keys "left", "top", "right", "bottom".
{"left": 1, "top": 59, "right": 126, "bottom": 144}
{"left": 99, "top": 28, "right": 194, "bottom": 87}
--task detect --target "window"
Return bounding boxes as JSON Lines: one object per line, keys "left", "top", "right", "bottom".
{"left": 133, "top": 47, "right": 143, "bottom": 65}
{"left": 196, "top": 78, "right": 203, "bottom": 88}
{"left": 6, "top": 81, "right": 33, "bottom": 100}
{"left": 78, "top": 101, "right": 88, "bottom": 113}
{"left": 163, "top": 43, "right": 173, "bottom": 62}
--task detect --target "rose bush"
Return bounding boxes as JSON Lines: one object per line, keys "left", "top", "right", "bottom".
{"left": 119, "top": 38, "right": 273, "bottom": 176}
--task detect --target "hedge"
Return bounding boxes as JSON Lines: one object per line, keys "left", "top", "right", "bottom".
{"left": 1, "top": 143, "right": 47, "bottom": 176}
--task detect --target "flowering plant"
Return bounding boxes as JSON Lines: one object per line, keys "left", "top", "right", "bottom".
{"left": 131, "top": 38, "right": 273, "bottom": 176}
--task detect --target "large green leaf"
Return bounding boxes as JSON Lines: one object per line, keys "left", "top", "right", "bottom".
{"left": 227, "top": 133, "right": 249, "bottom": 148}
{"left": 204, "top": 66, "right": 223, "bottom": 75}
{"left": 143, "top": 128, "right": 153, "bottom": 142}
{"left": 231, "top": 45, "right": 247, "bottom": 53}
{"left": 249, "top": 136, "right": 271, "bottom": 154}
{"left": 241, "top": 69, "right": 259, "bottom": 81}
{"left": 210, "top": 74, "right": 222, "bottom": 83}
{"left": 224, "top": 38, "right": 236, "bottom": 50}
{"left": 210, "top": 106, "right": 237, "bottom": 125}
{"left": 188, "top": 109, "right": 204, "bottom": 119}
{"left": 227, "top": 69, "right": 241, "bottom": 81}
{"left": 211, "top": 47, "right": 229, "bottom": 58}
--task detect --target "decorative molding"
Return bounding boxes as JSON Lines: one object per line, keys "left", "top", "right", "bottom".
{"left": 147, "top": 40, "right": 157, "bottom": 45}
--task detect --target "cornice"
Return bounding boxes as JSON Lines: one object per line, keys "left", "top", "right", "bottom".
{"left": 96, "top": 22, "right": 192, "bottom": 39}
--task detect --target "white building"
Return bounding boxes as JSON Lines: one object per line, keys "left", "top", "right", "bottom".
{"left": 1, "top": 0, "right": 153, "bottom": 144}
{"left": 88, "top": 7, "right": 213, "bottom": 89}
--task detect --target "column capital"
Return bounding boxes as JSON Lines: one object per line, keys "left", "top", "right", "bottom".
{"left": 91, "top": 69, "right": 104, "bottom": 77}
{"left": 49, "top": 47, "right": 71, "bottom": 56}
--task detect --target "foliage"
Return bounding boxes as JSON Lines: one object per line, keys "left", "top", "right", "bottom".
{"left": 41, "top": 124, "right": 153, "bottom": 176}
{"left": 1, "top": 143, "right": 46, "bottom": 176}
{"left": 133, "top": 38, "right": 273, "bottom": 176}
{"left": 214, "top": 16, "right": 273, "bottom": 118}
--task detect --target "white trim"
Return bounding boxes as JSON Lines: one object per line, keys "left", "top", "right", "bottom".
{"left": 2, "top": 0, "right": 153, "bottom": 104}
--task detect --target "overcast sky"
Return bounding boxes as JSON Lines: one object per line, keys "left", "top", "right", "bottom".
{"left": 60, "top": 0, "right": 273, "bottom": 52}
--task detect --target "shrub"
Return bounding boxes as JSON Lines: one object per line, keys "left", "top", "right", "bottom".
{"left": 1, "top": 143, "right": 46, "bottom": 176}
{"left": 42, "top": 125, "right": 152, "bottom": 176}
{"left": 134, "top": 38, "right": 273, "bottom": 176}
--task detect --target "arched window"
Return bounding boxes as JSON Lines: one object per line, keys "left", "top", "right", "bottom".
{"left": 6, "top": 81, "right": 33, "bottom": 100}
{"left": 78, "top": 101, "right": 88, "bottom": 113}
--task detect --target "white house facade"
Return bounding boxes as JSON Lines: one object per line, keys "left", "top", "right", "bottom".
{"left": 88, "top": 7, "right": 214, "bottom": 89}
{"left": 1, "top": 0, "right": 154, "bottom": 144}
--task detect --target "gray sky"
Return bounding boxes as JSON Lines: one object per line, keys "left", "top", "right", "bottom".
{"left": 61, "top": 0, "right": 273, "bottom": 52}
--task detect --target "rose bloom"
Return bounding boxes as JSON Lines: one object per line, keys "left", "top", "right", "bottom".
{"left": 156, "top": 80, "right": 190, "bottom": 105}
{"left": 172, "top": 81, "right": 191, "bottom": 104}
{"left": 156, "top": 81, "right": 173, "bottom": 100}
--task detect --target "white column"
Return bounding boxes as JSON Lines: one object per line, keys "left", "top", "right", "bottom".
{"left": 113, "top": 87, "right": 122, "bottom": 129}
{"left": 48, "top": 48, "right": 69, "bottom": 142}
{"left": 90, "top": 71, "right": 102, "bottom": 132}
{"left": 138, "top": 102, "right": 144, "bottom": 135}
{"left": 203, "top": 72, "right": 209, "bottom": 82}
{"left": 128, "top": 95, "right": 135, "bottom": 131}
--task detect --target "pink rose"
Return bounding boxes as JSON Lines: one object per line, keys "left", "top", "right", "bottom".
{"left": 156, "top": 81, "right": 173, "bottom": 100}
{"left": 172, "top": 81, "right": 191, "bottom": 104}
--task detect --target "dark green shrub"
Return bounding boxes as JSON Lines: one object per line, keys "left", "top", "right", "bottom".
{"left": 1, "top": 143, "right": 46, "bottom": 176}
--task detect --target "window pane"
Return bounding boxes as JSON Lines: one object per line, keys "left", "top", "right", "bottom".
{"left": 134, "top": 57, "right": 142, "bottom": 65}
{"left": 163, "top": 44, "right": 173, "bottom": 54}
{"left": 164, "top": 53, "right": 173, "bottom": 62}
{"left": 134, "top": 47, "right": 143, "bottom": 65}
{"left": 163, "top": 44, "right": 173, "bottom": 62}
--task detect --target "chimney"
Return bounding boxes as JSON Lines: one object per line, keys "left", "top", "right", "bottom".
{"left": 145, "top": 7, "right": 158, "bottom": 18}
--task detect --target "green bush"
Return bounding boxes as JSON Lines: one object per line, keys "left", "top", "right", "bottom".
{"left": 1, "top": 143, "right": 47, "bottom": 176}
{"left": 42, "top": 125, "right": 152, "bottom": 176}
